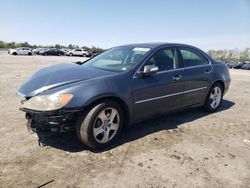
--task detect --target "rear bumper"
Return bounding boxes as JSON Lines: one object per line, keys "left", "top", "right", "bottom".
{"left": 20, "top": 108, "right": 81, "bottom": 133}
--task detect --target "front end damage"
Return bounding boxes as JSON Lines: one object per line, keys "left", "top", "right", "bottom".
{"left": 20, "top": 107, "right": 81, "bottom": 146}
{"left": 22, "top": 108, "right": 80, "bottom": 133}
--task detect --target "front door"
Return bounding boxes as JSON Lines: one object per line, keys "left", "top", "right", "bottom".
{"left": 132, "top": 47, "right": 185, "bottom": 121}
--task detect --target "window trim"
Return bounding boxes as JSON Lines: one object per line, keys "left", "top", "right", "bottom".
{"left": 133, "top": 45, "right": 213, "bottom": 79}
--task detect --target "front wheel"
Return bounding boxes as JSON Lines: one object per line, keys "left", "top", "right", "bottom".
{"left": 204, "top": 83, "right": 223, "bottom": 112}
{"left": 76, "top": 100, "right": 124, "bottom": 149}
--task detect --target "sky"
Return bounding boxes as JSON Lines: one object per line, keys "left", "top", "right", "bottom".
{"left": 0, "top": 0, "right": 250, "bottom": 50}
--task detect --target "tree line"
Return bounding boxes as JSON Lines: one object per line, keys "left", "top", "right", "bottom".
{"left": 208, "top": 48, "right": 250, "bottom": 62}
{"left": 0, "top": 40, "right": 105, "bottom": 52}
{"left": 1, "top": 40, "right": 249, "bottom": 61}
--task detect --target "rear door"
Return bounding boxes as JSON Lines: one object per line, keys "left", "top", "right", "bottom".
{"left": 178, "top": 47, "right": 212, "bottom": 106}
{"left": 133, "top": 47, "right": 185, "bottom": 121}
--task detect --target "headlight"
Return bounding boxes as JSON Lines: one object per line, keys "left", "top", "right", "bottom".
{"left": 21, "top": 94, "right": 73, "bottom": 111}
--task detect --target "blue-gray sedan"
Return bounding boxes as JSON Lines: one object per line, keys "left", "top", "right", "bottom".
{"left": 17, "top": 43, "right": 231, "bottom": 149}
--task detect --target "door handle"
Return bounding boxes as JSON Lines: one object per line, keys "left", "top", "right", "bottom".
{"left": 173, "top": 75, "right": 183, "bottom": 81}
{"left": 204, "top": 69, "right": 212, "bottom": 74}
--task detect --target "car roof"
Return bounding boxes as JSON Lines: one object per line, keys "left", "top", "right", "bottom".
{"left": 116, "top": 42, "right": 199, "bottom": 49}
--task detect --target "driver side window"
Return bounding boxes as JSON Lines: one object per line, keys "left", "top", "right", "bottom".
{"left": 146, "top": 48, "right": 179, "bottom": 72}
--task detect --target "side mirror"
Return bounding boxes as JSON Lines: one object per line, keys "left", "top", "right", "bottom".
{"left": 138, "top": 65, "right": 159, "bottom": 77}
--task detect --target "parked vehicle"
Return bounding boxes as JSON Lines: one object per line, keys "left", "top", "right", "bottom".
{"left": 9, "top": 47, "right": 32, "bottom": 55}
{"left": 37, "top": 48, "right": 48, "bottom": 55}
{"left": 33, "top": 48, "right": 40, "bottom": 54}
{"left": 66, "top": 49, "right": 89, "bottom": 57}
{"left": 33, "top": 48, "right": 44, "bottom": 55}
{"left": 17, "top": 43, "right": 231, "bottom": 149}
{"left": 241, "top": 63, "right": 250, "bottom": 70}
{"left": 60, "top": 48, "right": 68, "bottom": 54}
{"left": 40, "top": 48, "right": 65, "bottom": 56}
{"left": 225, "top": 62, "right": 236, "bottom": 69}
{"left": 233, "top": 62, "right": 246, "bottom": 69}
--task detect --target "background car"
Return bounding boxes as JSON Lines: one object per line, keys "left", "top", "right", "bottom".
{"left": 241, "top": 63, "right": 250, "bottom": 70}
{"left": 60, "top": 48, "right": 68, "bottom": 54}
{"left": 8, "top": 47, "right": 33, "bottom": 55}
{"left": 225, "top": 62, "right": 236, "bottom": 69}
{"left": 233, "top": 62, "right": 246, "bottom": 69}
{"left": 40, "top": 48, "right": 65, "bottom": 56}
{"left": 66, "top": 49, "right": 89, "bottom": 57}
{"left": 33, "top": 48, "right": 44, "bottom": 54}
{"left": 37, "top": 48, "right": 48, "bottom": 55}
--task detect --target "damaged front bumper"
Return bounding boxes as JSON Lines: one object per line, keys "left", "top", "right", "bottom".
{"left": 20, "top": 108, "right": 81, "bottom": 133}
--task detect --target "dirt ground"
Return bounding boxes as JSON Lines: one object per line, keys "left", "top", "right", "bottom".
{"left": 0, "top": 51, "right": 250, "bottom": 188}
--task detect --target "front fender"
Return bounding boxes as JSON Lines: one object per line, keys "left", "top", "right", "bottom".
{"left": 41, "top": 74, "right": 133, "bottom": 112}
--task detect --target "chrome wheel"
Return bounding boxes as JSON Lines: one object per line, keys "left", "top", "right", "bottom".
{"left": 210, "top": 86, "right": 222, "bottom": 109}
{"left": 93, "top": 107, "right": 120, "bottom": 144}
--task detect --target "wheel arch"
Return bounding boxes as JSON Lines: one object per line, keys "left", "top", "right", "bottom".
{"left": 210, "top": 80, "right": 225, "bottom": 94}
{"left": 83, "top": 95, "right": 131, "bottom": 126}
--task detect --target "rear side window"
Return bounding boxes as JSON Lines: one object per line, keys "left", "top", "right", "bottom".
{"left": 180, "top": 48, "right": 209, "bottom": 67}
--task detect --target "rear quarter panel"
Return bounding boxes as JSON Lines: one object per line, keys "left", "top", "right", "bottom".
{"left": 211, "top": 61, "right": 231, "bottom": 95}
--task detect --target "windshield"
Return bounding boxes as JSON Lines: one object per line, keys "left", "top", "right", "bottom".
{"left": 84, "top": 46, "right": 151, "bottom": 72}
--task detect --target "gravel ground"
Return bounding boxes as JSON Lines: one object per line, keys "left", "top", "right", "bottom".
{"left": 0, "top": 51, "right": 250, "bottom": 188}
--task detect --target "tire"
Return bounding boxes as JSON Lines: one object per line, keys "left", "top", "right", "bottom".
{"left": 204, "top": 82, "right": 224, "bottom": 112}
{"left": 28, "top": 52, "right": 32, "bottom": 56}
{"left": 69, "top": 53, "right": 73, "bottom": 56}
{"left": 76, "top": 100, "right": 124, "bottom": 149}
{"left": 13, "top": 52, "right": 17, "bottom": 55}
{"left": 82, "top": 54, "right": 86, "bottom": 57}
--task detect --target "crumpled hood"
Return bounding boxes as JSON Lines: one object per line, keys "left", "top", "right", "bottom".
{"left": 18, "top": 63, "right": 111, "bottom": 97}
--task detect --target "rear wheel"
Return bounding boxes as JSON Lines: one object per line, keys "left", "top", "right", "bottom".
{"left": 13, "top": 52, "right": 17, "bottom": 55}
{"left": 69, "top": 53, "right": 73, "bottom": 56}
{"left": 204, "top": 82, "right": 223, "bottom": 112}
{"left": 76, "top": 100, "right": 124, "bottom": 149}
{"left": 28, "top": 52, "right": 32, "bottom": 56}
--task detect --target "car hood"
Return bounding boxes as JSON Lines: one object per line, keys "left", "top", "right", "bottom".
{"left": 18, "top": 63, "right": 112, "bottom": 97}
